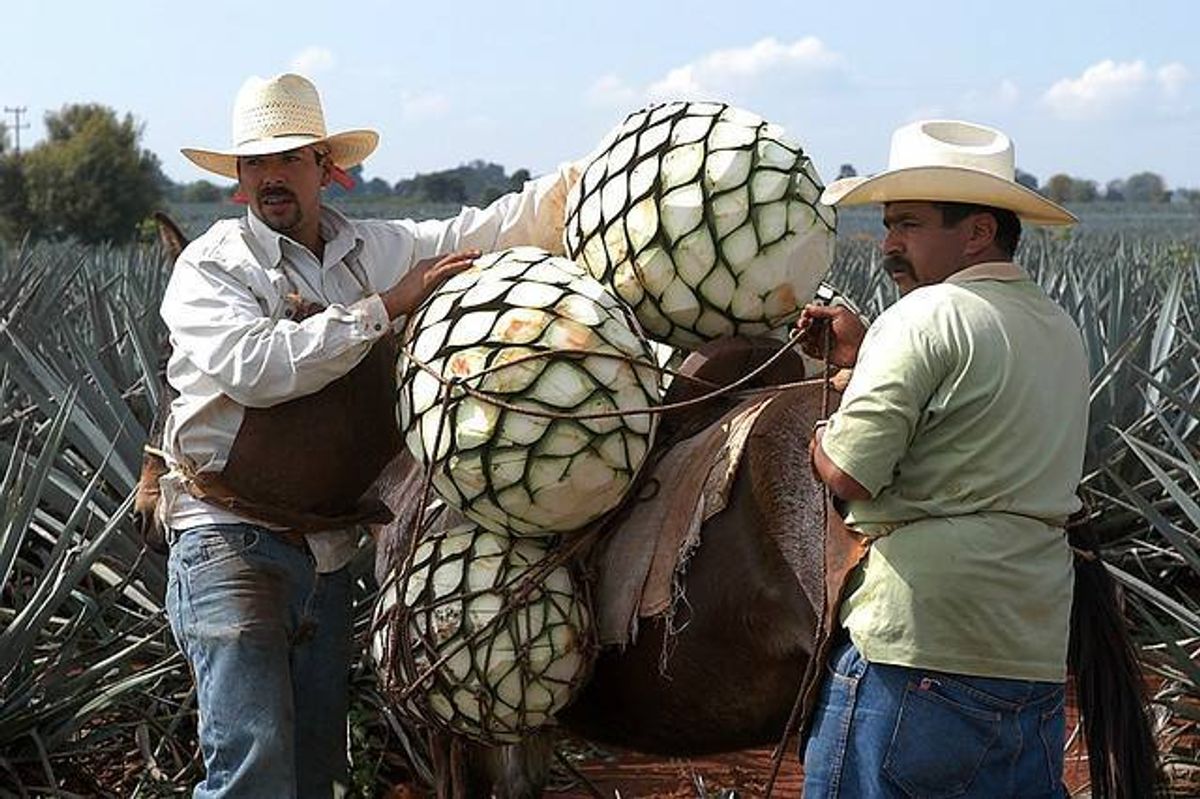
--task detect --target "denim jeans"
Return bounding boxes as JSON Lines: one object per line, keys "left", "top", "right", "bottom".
{"left": 803, "top": 639, "right": 1066, "bottom": 798}
{"left": 165, "top": 524, "right": 354, "bottom": 799}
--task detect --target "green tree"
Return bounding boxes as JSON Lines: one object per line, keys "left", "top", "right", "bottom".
{"left": 20, "top": 103, "right": 163, "bottom": 244}
{"left": 508, "top": 168, "right": 532, "bottom": 190}
{"left": 1123, "top": 172, "right": 1167, "bottom": 203}
{"left": 363, "top": 177, "right": 393, "bottom": 196}
{"left": 837, "top": 163, "right": 857, "bottom": 180}
{"left": 1042, "top": 173, "right": 1097, "bottom": 203}
{"left": 1014, "top": 168, "right": 1038, "bottom": 191}
{"left": 0, "top": 121, "right": 31, "bottom": 243}
{"left": 423, "top": 174, "right": 467, "bottom": 203}
{"left": 180, "top": 180, "right": 225, "bottom": 203}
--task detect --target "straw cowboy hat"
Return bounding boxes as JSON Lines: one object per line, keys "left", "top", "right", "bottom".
{"left": 821, "top": 119, "right": 1076, "bottom": 226}
{"left": 181, "top": 73, "right": 378, "bottom": 180}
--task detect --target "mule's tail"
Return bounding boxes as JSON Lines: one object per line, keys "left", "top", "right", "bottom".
{"left": 1068, "top": 522, "right": 1161, "bottom": 798}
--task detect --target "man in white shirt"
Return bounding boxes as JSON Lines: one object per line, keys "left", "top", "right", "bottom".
{"left": 158, "top": 72, "right": 581, "bottom": 797}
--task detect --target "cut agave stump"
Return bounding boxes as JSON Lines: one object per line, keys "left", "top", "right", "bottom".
{"left": 564, "top": 101, "right": 837, "bottom": 349}
{"left": 372, "top": 519, "right": 593, "bottom": 745}
{"left": 397, "top": 247, "right": 661, "bottom": 535}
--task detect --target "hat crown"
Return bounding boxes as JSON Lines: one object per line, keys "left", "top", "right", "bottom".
{"left": 231, "top": 73, "right": 328, "bottom": 148}
{"left": 888, "top": 120, "right": 1015, "bottom": 181}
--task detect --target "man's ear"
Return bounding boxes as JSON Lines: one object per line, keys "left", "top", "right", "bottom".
{"left": 964, "top": 211, "right": 998, "bottom": 257}
{"left": 317, "top": 150, "right": 333, "bottom": 188}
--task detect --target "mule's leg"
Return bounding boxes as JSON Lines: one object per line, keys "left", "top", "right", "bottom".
{"left": 429, "top": 732, "right": 494, "bottom": 799}
{"left": 474, "top": 732, "right": 556, "bottom": 799}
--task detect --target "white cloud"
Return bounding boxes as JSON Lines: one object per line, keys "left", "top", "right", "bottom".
{"left": 961, "top": 79, "right": 1021, "bottom": 114}
{"left": 398, "top": 90, "right": 451, "bottom": 121}
{"left": 289, "top": 46, "right": 335, "bottom": 75}
{"left": 647, "top": 65, "right": 705, "bottom": 101}
{"left": 596, "top": 36, "right": 843, "bottom": 105}
{"left": 1041, "top": 59, "right": 1160, "bottom": 119}
{"left": 587, "top": 74, "right": 638, "bottom": 107}
{"left": 706, "top": 36, "right": 840, "bottom": 77}
{"left": 996, "top": 79, "right": 1021, "bottom": 107}
{"left": 1157, "top": 62, "right": 1190, "bottom": 96}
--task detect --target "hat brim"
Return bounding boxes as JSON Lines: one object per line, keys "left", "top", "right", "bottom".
{"left": 821, "top": 166, "right": 1077, "bottom": 226}
{"left": 181, "top": 129, "right": 379, "bottom": 180}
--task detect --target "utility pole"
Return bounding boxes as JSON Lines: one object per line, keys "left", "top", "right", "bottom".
{"left": 4, "top": 106, "right": 30, "bottom": 154}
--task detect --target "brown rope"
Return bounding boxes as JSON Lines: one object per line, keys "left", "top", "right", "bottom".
{"left": 380, "top": 322, "right": 823, "bottom": 750}
{"left": 764, "top": 323, "right": 834, "bottom": 797}
{"left": 400, "top": 327, "right": 814, "bottom": 423}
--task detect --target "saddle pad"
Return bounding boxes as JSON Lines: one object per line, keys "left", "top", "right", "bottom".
{"left": 593, "top": 395, "right": 774, "bottom": 646}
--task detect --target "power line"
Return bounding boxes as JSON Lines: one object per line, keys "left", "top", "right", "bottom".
{"left": 4, "top": 106, "right": 30, "bottom": 154}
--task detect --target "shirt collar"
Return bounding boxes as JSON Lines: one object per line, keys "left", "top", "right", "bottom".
{"left": 944, "top": 261, "right": 1029, "bottom": 285}
{"left": 245, "top": 205, "right": 362, "bottom": 269}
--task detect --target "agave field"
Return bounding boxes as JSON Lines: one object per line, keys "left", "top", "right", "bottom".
{"left": 0, "top": 204, "right": 1198, "bottom": 796}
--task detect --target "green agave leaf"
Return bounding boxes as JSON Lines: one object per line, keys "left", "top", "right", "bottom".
{"left": 0, "top": 388, "right": 76, "bottom": 601}
{"left": 1101, "top": 461, "right": 1200, "bottom": 576}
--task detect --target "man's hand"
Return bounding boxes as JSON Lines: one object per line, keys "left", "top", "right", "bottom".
{"left": 796, "top": 304, "right": 867, "bottom": 369}
{"left": 380, "top": 249, "right": 480, "bottom": 320}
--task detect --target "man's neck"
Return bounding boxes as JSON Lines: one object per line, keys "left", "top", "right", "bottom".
{"left": 303, "top": 234, "right": 325, "bottom": 261}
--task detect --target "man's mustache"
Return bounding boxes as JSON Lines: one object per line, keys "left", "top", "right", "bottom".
{"left": 881, "top": 254, "right": 914, "bottom": 276}
{"left": 258, "top": 186, "right": 296, "bottom": 202}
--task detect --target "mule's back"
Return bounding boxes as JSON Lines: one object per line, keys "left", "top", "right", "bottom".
{"left": 560, "top": 384, "right": 831, "bottom": 755}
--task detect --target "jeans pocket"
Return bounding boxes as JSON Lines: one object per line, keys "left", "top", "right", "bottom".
{"left": 1038, "top": 689, "right": 1066, "bottom": 793}
{"left": 803, "top": 668, "right": 862, "bottom": 797}
{"left": 176, "top": 525, "right": 261, "bottom": 576}
{"left": 883, "top": 678, "right": 1002, "bottom": 799}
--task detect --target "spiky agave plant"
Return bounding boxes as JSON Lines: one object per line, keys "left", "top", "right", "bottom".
{"left": 564, "top": 101, "right": 837, "bottom": 349}
{"left": 397, "top": 246, "right": 661, "bottom": 535}
{"left": 371, "top": 514, "right": 593, "bottom": 745}
{"left": 0, "top": 238, "right": 198, "bottom": 792}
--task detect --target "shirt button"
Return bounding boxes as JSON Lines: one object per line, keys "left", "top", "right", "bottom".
{"left": 373, "top": 323, "right": 383, "bottom": 331}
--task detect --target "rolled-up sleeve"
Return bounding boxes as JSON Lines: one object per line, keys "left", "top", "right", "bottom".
{"left": 821, "top": 313, "right": 948, "bottom": 496}
{"left": 161, "top": 255, "right": 389, "bottom": 408}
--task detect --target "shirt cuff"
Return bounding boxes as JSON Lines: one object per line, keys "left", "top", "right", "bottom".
{"left": 351, "top": 294, "right": 391, "bottom": 339}
{"left": 820, "top": 419, "right": 883, "bottom": 497}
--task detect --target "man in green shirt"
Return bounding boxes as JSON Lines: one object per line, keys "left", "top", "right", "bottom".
{"left": 798, "top": 119, "right": 1086, "bottom": 798}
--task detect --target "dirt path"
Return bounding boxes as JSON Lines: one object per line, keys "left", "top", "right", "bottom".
{"left": 542, "top": 722, "right": 1094, "bottom": 798}
{"left": 546, "top": 744, "right": 803, "bottom": 797}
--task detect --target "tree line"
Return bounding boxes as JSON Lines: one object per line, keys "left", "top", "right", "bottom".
{"left": 168, "top": 160, "right": 533, "bottom": 208}
{"left": 1, "top": 103, "right": 1196, "bottom": 246}
{"left": 836, "top": 164, "right": 1197, "bottom": 206}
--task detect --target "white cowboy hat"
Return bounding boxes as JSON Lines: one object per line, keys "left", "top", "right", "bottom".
{"left": 181, "top": 73, "right": 378, "bottom": 180}
{"left": 821, "top": 119, "right": 1076, "bottom": 226}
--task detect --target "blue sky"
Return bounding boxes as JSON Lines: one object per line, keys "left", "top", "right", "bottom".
{"left": 4, "top": 0, "right": 1198, "bottom": 190}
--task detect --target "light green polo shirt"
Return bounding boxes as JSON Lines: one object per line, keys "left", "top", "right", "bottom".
{"left": 821, "top": 261, "right": 1089, "bottom": 682}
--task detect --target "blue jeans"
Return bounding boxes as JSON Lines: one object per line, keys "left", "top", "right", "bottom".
{"left": 803, "top": 639, "right": 1066, "bottom": 798}
{"left": 165, "top": 524, "right": 353, "bottom": 799}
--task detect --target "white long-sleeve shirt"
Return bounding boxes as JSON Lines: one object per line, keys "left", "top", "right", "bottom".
{"left": 158, "top": 167, "right": 575, "bottom": 571}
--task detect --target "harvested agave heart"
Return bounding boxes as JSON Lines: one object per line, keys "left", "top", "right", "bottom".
{"left": 564, "top": 101, "right": 837, "bottom": 348}
{"left": 397, "top": 246, "right": 661, "bottom": 535}
{"left": 372, "top": 519, "right": 593, "bottom": 745}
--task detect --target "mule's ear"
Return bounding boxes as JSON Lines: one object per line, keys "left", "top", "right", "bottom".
{"left": 153, "top": 211, "right": 190, "bottom": 262}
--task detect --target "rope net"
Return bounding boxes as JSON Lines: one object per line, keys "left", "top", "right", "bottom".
{"left": 397, "top": 246, "right": 662, "bottom": 536}
{"left": 563, "top": 101, "right": 836, "bottom": 349}
{"left": 372, "top": 507, "right": 595, "bottom": 746}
